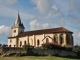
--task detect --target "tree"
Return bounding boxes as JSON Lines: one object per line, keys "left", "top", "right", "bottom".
{"left": 75, "top": 45, "right": 80, "bottom": 52}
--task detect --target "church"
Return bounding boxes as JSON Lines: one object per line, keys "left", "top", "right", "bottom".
{"left": 8, "top": 13, "right": 73, "bottom": 48}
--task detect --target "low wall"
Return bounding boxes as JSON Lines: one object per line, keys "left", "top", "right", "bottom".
{"left": 0, "top": 47, "right": 78, "bottom": 58}
{"left": 27, "top": 48, "right": 77, "bottom": 57}
{"left": 0, "top": 47, "right": 23, "bottom": 55}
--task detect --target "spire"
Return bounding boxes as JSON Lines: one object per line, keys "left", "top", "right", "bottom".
{"left": 15, "top": 11, "right": 21, "bottom": 25}
{"left": 11, "top": 11, "right": 25, "bottom": 29}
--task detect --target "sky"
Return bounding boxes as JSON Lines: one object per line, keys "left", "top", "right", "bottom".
{"left": 0, "top": 0, "right": 80, "bottom": 45}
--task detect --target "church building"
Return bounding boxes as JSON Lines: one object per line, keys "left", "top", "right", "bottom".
{"left": 8, "top": 13, "right": 73, "bottom": 48}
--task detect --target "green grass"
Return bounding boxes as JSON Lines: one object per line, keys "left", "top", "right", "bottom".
{"left": 0, "top": 56, "right": 80, "bottom": 60}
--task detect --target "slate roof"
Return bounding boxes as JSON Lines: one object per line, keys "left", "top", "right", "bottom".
{"left": 8, "top": 27, "right": 73, "bottom": 38}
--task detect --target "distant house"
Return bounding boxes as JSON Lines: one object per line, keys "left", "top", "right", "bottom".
{"left": 8, "top": 13, "right": 73, "bottom": 48}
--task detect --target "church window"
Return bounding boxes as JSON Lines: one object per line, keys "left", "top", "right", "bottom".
{"left": 14, "top": 30, "right": 16, "bottom": 33}
{"left": 66, "top": 33, "right": 71, "bottom": 45}
{"left": 37, "top": 39, "right": 40, "bottom": 47}
{"left": 10, "top": 40, "right": 12, "bottom": 43}
{"left": 70, "top": 34, "right": 73, "bottom": 45}
{"left": 60, "top": 34, "right": 63, "bottom": 44}
{"left": 24, "top": 41, "right": 26, "bottom": 45}
{"left": 20, "top": 41, "right": 22, "bottom": 47}
{"left": 46, "top": 38, "right": 49, "bottom": 43}
{"left": 54, "top": 34, "right": 58, "bottom": 43}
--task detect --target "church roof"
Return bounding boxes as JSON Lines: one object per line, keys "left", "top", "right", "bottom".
{"left": 17, "top": 27, "right": 73, "bottom": 37}
{"left": 8, "top": 27, "right": 73, "bottom": 38}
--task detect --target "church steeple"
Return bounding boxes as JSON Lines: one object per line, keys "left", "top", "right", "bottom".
{"left": 11, "top": 12, "right": 25, "bottom": 29}
{"left": 15, "top": 12, "right": 21, "bottom": 25}
{"left": 11, "top": 12, "right": 25, "bottom": 37}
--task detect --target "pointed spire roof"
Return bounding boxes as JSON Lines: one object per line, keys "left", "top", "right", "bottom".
{"left": 11, "top": 12, "right": 25, "bottom": 29}
{"left": 15, "top": 12, "right": 21, "bottom": 25}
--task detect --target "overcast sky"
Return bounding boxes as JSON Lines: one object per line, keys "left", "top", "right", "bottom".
{"left": 0, "top": 0, "right": 80, "bottom": 45}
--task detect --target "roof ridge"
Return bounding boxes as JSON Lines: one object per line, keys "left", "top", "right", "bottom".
{"left": 17, "top": 27, "right": 73, "bottom": 37}
{"left": 24, "top": 27, "right": 71, "bottom": 33}
{"left": 25, "top": 27, "right": 65, "bottom": 32}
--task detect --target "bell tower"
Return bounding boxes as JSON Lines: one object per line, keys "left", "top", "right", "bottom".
{"left": 11, "top": 12, "right": 25, "bottom": 37}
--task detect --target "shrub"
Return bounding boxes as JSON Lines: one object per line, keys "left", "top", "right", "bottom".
{"left": 75, "top": 45, "right": 80, "bottom": 52}
{"left": 42, "top": 43, "right": 61, "bottom": 49}
{"left": 22, "top": 44, "right": 30, "bottom": 51}
{"left": 42, "top": 43, "right": 72, "bottom": 51}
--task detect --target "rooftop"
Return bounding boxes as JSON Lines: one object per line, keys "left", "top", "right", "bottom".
{"left": 8, "top": 27, "right": 73, "bottom": 38}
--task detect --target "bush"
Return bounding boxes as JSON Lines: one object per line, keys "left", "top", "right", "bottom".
{"left": 42, "top": 43, "right": 72, "bottom": 51}
{"left": 42, "top": 43, "right": 61, "bottom": 49}
{"left": 75, "top": 45, "right": 80, "bottom": 52}
{"left": 22, "top": 44, "right": 30, "bottom": 51}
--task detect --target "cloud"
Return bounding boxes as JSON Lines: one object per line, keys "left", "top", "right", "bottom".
{"left": 71, "top": 18, "right": 80, "bottom": 24}
{"left": 29, "top": 18, "right": 50, "bottom": 30}
{"left": 0, "top": 5, "right": 34, "bottom": 20}
{"left": 70, "top": 0, "right": 80, "bottom": 13}
{"left": 31, "top": 0, "right": 65, "bottom": 25}
{"left": 69, "top": 0, "right": 80, "bottom": 24}
{"left": 32, "top": 0, "right": 61, "bottom": 18}
{"left": 32, "top": 0, "right": 52, "bottom": 15}
{"left": 57, "top": 18, "right": 65, "bottom": 27}
{"left": 0, "top": 25, "right": 11, "bottom": 37}
{"left": 74, "top": 29, "right": 80, "bottom": 45}
{"left": 68, "top": 12, "right": 80, "bottom": 24}
{"left": 31, "top": 0, "right": 66, "bottom": 30}
{"left": 47, "top": 5, "right": 60, "bottom": 18}
{"left": 0, "top": 0, "right": 18, "bottom": 4}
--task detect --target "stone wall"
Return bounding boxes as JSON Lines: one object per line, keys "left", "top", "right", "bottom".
{"left": 0, "top": 47, "right": 78, "bottom": 58}
{"left": 27, "top": 48, "right": 77, "bottom": 57}
{"left": 0, "top": 47, "right": 25, "bottom": 56}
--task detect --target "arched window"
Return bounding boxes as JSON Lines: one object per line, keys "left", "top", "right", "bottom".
{"left": 60, "top": 34, "right": 63, "bottom": 44}
{"left": 20, "top": 41, "right": 22, "bottom": 47}
{"left": 37, "top": 39, "right": 40, "bottom": 47}
{"left": 54, "top": 34, "right": 58, "bottom": 43}
{"left": 24, "top": 41, "right": 26, "bottom": 45}
{"left": 46, "top": 38, "right": 49, "bottom": 43}
{"left": 70, "top": 34, "right": 73, "bottom": 45}
{"left": 66, "top": 34, "right": 71, "bottom": 45}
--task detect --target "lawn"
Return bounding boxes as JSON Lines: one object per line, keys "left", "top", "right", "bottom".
{"left": 0, "top": 56, "right": 80, "bottom": 60}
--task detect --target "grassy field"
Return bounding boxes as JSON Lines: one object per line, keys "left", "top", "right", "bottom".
{"left": 0, "top": 56, "right": 80, "bottom": 60}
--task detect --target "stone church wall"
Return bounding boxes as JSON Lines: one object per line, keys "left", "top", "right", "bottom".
{"left": 18, "top": 36, "right": 28, "bottom": 47}
{"left": 8, "top": 38, "right": 17, "bottom": 47}
{"left": 29, "top": 36, "right": 34, "bottom": 46}
{"left": 35, "top": 34, "right": 44, "bottom": 47}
